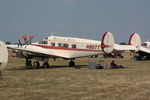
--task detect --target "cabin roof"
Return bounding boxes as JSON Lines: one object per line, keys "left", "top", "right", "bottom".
{"left": 47, "top": 36, "right": 101, "bottom": 44}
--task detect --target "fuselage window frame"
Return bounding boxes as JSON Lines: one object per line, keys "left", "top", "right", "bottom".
{"left": 51, "top": 42, "right": 55, "bottom": 46}
{"left": 58, "top": 43, "right": 69, "bottom": 48}
{"left": 72, "top": 44, "right": 76, "bottom": 49}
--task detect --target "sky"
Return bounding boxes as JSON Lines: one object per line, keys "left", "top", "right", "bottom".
{"left": 0, "top": 0, "right": 150, "bottom": 43}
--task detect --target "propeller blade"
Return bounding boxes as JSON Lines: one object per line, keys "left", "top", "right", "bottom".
{"left": 18, "top": 40, "right": 22, "bottom": 48}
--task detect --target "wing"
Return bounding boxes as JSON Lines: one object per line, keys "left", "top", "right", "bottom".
{"left": 139, "top": 46, "right": 150, "bottom": 54}
{"left": 7, "top": 45, "right": 70, "bottom": 58}
{"left": 113, "top": 44, "right": 138, "bottom": 52}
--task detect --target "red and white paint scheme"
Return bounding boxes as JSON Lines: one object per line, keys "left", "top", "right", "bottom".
{"left": 128, "top": 33, "right": 150, "bottom": 60}
{"left": 7, "top": 32, "right": 139, "bottom": 68}
{"left": 113, "top": 33, "right": 141, "bottom": 53}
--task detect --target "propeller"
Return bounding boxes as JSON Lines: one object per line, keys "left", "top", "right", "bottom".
{"left": 29, "top": 34, "right": 34, "bottom": 44}
{"left": 23, "top": 34, "right": 28, "bottom": 44}
{"left": 22, "top": 34, "right": 34, "bottom": 45}
{"left": 18, "top": 40, "right": 22, "bottom": 48}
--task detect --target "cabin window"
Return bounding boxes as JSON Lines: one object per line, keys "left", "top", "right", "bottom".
{"left": 51, "top": 42, "right": 55, "bottom": 46}
{"left": 58, "top": 43, "right": 69, "bottom": 48}
{"left": 63, "top": 44, "right": 69, "bottom": 48}
{"left": 58, "top": 43, "right": 63, "bottom": 47}
{"left": 72, "top": 44, "right": 76, "bottom": 48}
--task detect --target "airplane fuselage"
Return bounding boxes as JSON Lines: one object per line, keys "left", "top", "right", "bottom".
{"left": 24, "top": 36, "right": 103, "bottom": 59}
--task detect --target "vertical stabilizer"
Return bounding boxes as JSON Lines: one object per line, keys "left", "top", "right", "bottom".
{"left": 0, "top": 41, "right": 8, "bottom": 70}
{"left": 101, "top": 32, "right": 115, "bottom": 53}
{"left": 128, "top": 33, "right": 141, "bottom": 48}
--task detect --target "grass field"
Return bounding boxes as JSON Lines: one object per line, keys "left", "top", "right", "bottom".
{"left": 0, "top": 53, "right": 150, "bottom": 100}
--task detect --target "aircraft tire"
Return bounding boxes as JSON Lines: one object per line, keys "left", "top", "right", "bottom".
{"left": 69, "top": 60, "right": 75, "bottom": 67}
{"left": 43, "top": 62, "right": 49, "bottom": 68}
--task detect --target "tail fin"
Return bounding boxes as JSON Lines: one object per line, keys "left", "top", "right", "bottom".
{"left": 101, "top": 32, "right": 115, "bottom": 53}
{"left": 0, "top": 41, "right": 8, "bottom": 70}
{"left": 128, "top": 33, "right": 141, "bottom": 48}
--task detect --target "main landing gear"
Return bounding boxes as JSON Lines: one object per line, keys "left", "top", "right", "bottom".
{"left": 33, "top": 61, "right": 40, "bottom": 69}
{"left": 33, "top": 61, "right": 50, "bottom": 69}
{"left": 69, "top": 60, "right": 75, "bottom": 67}
{"left": 43, "top": 62, "right": 49, "bottom": 68}
{"left": 25, "top": 58, "right": 50, "bottom": 69}
{"left": 26, "top": 58, "right": 32, "bottom": 69}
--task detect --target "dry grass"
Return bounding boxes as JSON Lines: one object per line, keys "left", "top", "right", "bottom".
{"left": 0, "top": 53, "right": 150, "bottom": 100}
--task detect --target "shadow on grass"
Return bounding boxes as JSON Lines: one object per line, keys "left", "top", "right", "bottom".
{"left": 6, "top": 65, "right": 88, "bottom": 70}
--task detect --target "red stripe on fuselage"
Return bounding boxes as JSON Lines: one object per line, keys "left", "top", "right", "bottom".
{"left": 30, "top": 44, "right": 102, "bottom": 52}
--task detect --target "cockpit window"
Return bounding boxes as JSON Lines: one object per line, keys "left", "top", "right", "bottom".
{"left": 39, "top": 41, "right": 48, "bottom": 44}
{"left": 58, "top": 43, "right": 69, "bottom": 48}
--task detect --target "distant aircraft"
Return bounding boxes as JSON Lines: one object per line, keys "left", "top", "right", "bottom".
{"left": 0, "top": 41, "right": 8, "bottom": 77}
{"left": 128, "top": 33, "right": 150, "bottom": 60}
{"left": 7, "top": 32, "right": 139, "bottom": 69}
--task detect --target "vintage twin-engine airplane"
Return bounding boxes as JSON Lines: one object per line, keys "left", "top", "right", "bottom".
{"left": 7, "top": 32, "right": 141, "bottom": 69}
{"left": 128, "top": 33, "right": 150, "bottom": 60}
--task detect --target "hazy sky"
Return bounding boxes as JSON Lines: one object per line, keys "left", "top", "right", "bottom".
{"left": 0, "top": 0, "right": 150, "bottom": 43}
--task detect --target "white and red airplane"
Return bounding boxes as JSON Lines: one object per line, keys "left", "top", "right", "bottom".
{"left": 7, "top": 32, "right": 141, "bottom": 69}
{"left": 128, "top": 33, "right": 150, "bottom": 60}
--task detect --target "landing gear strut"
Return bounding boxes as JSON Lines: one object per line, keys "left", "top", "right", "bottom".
{"left": 26, "top": 58, "right": 32, "bottom": 68}
{"left": 69, "top": 60, "right": 75, "bottom": 67}
{"left": 34, "top": 61, "right": 40, "bottom": 69}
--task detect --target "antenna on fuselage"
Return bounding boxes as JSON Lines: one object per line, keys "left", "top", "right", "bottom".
{"left": 50, "top": 32, "right": 57, "bottom": 36}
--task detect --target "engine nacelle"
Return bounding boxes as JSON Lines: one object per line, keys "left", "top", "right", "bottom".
{"left": 0, "top": 41, "right": 8, "bottom": 70}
